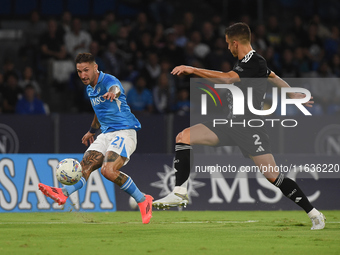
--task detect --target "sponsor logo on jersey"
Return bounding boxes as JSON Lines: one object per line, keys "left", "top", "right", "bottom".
{"left": 234, "top": 66, "right": 244, "bottom": 72}
{"left": 90, "top": 96, "right": 106, "bottom": 106}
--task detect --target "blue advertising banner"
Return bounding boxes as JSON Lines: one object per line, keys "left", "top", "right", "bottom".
{"left": 1, "top": 153, "right": 339, "bottom": 212}
{"left": 0, "top": 154, "right": 116, "bottom": 212}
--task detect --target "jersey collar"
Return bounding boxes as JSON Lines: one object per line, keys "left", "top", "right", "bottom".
{"left": 91, "top": 71, "right": 105, "bottom": 91}
{"left": 97, "top": 71, "right": 105, "bottom": 84}
{"left": 241, "top": 49, "right": 255, "bottom": 63}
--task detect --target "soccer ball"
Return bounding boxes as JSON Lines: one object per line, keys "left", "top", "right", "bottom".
{"left": 56, "top": 158, "right": 82, "bottom": 185}
{"left": 129, "top": 196, "right": 138, "bottom": 210}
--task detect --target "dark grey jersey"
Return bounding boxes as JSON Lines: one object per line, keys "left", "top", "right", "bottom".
{"left": 229, "top": 50, "right": 271, "bottom": 118}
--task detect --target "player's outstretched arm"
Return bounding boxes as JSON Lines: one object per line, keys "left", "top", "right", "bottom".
{"left": 268, "top": 71, "right": 314, "bottom": 108}
{"left": 171, "top": 65, "right": 240, "bottom": 83}
{"left": 82, "top": 114, "right": 100, "bottom": 146}
{"left": 103, "top": 85, "right": 121, "bottom": 102}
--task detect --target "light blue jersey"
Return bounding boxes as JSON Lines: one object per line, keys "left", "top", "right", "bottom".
{"left": 87, "top": 71, "right": 141, "bottom": 133}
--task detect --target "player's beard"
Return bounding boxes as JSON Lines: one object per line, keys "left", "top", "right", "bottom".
{"left": 83, "top": 73, "right": 94, "bottom": 85}
{"left": 82, "top": 78, "right": 90, "bottom": 85}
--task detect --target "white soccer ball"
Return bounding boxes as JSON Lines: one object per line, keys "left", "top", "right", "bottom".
{"left": 129, "top": 196, "right": 138, "bottom": 210}
{"left": 128, "top": 192, "right": 146, "bottom": 210}
{"left": 56, "top": 158, "right": 82, "bottom": 185}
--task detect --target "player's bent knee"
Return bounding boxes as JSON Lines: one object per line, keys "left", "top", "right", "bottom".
{"left": 267, "top": 177, "right": 277, "bottom": 184}
{"left": 100, "top": 165, "right": 107, "bottom": 177}
{"left": 100, "top": 162, "right": 121, "bottom": 179}
{"left": 176, "top": 128, "right": 190, "bottom": 144}
{"left": 175, "top": 132, "right": 182, "bottom": 143}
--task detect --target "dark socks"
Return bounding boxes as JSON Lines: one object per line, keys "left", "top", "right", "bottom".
{"left": 274, "top": 173, "right": 314, "bottom": 213}
{"left": 174, "top": 143, "right": 193, "bottom": 186}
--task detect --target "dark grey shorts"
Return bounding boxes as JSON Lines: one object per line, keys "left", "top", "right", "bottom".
{"left": 203, "top": 119, "right": 272, "bottom": 158}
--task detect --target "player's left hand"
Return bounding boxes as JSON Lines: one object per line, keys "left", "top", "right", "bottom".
{"left": 103, "top": 92, "right": 116, "bottom": 102}
{"left": 288, "top": 93, "right": 314, "bottom": 108}
{"left": 82, "top": 132, "right": 95, "bottom": 146}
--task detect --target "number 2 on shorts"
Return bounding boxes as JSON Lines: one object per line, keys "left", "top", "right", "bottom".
{"left": 253, "top": 134, "right": 262, "bottom": 145}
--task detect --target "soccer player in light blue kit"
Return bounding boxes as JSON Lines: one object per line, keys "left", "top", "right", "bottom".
{"left": 39, "top": 53, "right": 153, "bottom": 224}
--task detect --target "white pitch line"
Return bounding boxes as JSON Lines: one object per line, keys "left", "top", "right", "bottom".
{"left": 0, "top": 220, "right": 258, "bottom": 225}
{"left": 169, "top": 220, "right": 259, "bottom": 224}
{"left": 1, "top": 220, "right": 339, "bottom": 225}
{"left": 0, "top": 222, "right": 68, "bottom": 224}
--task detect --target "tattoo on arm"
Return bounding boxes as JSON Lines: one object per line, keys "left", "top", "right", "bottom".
{"left": 108, "top": 85, "right": 121, "bottom": 98}
{"left": 114, "top": 172, "right": 128, "bottom": 186}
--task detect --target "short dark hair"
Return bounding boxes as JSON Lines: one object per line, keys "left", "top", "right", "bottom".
{"left": 75, "top": 53, "right": 96, "bottom": 64}
{"left": 225, "top": 22, "right": 251, "bottom": 43}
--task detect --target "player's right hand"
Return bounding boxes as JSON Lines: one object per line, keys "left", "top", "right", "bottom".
{"left": 171, "top": 65, "right": 195, "bottom": 76}
{"left": 103, "top": 92, "right": 116, "bottom": 102}
{"left": 82, "top": 132, "right": 95, "bottom": 146}
{"left": 288, "top": 93, "right": 314, "bottom": 108}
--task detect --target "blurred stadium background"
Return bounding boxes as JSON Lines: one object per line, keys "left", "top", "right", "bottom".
{"left": 0, "top": 0, "right": 340, "bottom": 213}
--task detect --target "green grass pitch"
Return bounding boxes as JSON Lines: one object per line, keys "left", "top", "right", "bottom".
{"left": 0, "top": 210, "right": 339, "bottom": 255}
